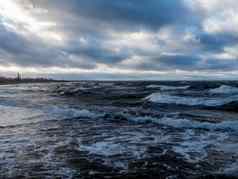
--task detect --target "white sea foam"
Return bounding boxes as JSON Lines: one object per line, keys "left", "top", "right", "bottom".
{"left": 80, "top": 115, "right": 238, "bottom": 166}
{"left": 146, "top": 85, "right": 190, "bottom": 90}
{"left": 146, "top": 85, "right": 161, "bottom": 88}
{"left": 98, "top": 82, "right": 115, "bottom": 87}
{"left": 44, "top": 106, "right": 99, "bottom": 120}
{"left": 130, "top": 115, "right": 238, "bottom": 163}
{"left": 80, "top": 140, "right": 145, "bottom": 170}
{"left": 80, "top": 142, "right": 123, "bottom": 157}
{"left": 130, "top": 115, "right": 238, "bottom": 131}
{"left": 209, "top": 85, "right": 238, "bottom": 94}
{"left": 173, "top": 130, "right": 229, "bottom": 162}
{"left": 145, "top": 93, "right": 238, "bottom": 106}
{"left": 84, "top": 140, "right": 144, "bottom": 156}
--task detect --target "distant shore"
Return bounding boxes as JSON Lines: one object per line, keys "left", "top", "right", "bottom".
{"left": 0, "top": 79, "right": 65, "bottom": 85}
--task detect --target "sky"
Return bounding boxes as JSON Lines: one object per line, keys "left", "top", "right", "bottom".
{"left": 0, "top": 0, "right": 238, "bottom": 80}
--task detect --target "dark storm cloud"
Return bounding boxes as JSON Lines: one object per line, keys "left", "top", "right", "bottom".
{"left": 119, "top": 54, "right": 238, "bottom": 72}
{"left": 39, "top": 0, "right": 189, "bottom": 30}
{"left": 201, "top": 58, "right": 238, "bottom": 71}
{"left": 0, "top": 23, "right": 96, "bottom": 69}
{"left": 0, "top": 24, "right": 29, "bottom": 55}
{"left": 0, "top": 1, "right": 200, "bottom": 67}
{"left": 157, "top": 55, "right": 201, "bottom": 70}
{"left": 66, "top": 47, "right": 129, "bottom": 64}
{"left": 198, "top": 33, "right": 238, "bottom": 52}
{"left": 119, "top": 54, "right": 201, "bottom": 71}
{"left": 1, "top": 0, "right": 190, "bottom": 69}
{"left": 63, "top": 37, "right": 130, "bottom": 65}
{"left": 1, "top": 0, "right": 238, "bottom": 79}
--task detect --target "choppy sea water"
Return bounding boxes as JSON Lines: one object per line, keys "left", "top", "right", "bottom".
{"left": 0, "top": 81, "right": 238, "bottom": 179}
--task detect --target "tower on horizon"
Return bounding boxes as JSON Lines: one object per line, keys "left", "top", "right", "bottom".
{"left": 17, "top": 72, "right": 21, "bottom": 81}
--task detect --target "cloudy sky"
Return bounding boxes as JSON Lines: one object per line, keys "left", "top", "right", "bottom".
{"left": 0, "top": 0, "right": 238, "bottom": 80}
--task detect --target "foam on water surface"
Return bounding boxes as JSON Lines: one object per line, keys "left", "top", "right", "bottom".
{"left": 209, "top": 85, "right": 238, "bottom": 94}
{"left": 145, "top": 93, "right": 238, "bottom": 107}
{"left": 1, "top": 82, "right": 238, "bottom": 178}
{"left": 44, "top": 106, "right": 99, "bottom": 120}
{"left": 146, "top": 85, "right": 190, "bottom": 90}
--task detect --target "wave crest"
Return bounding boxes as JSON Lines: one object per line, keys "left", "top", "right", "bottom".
{"left": 145, "top": 93, "right": 238, "bottom": 107}
{"left": 209, "top": 85, "right": 238, "bottom": 94}
{"left": 146, "top": 85, "right": 190, "bottom": 90}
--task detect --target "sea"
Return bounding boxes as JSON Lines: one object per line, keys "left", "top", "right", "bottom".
{"left": 0, "top": 81, "right": 238, "bottom": 179}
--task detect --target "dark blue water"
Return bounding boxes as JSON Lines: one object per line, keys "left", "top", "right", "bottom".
{"left": 0, "top": 81, "right": 238, "bottom": 178}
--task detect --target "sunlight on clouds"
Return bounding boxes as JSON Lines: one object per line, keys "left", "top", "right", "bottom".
{"left": 0, "top": 64, "right": 167, "bottom": 76}
{"left": 224, "top": 45, "right": 238, "bottom": 58}
{"left": 185, "top": 0, "right": 238, "bottom": 35}
{"left": 41, "top": 31, "right": 64, "bottom": 42}
{"left": 120, "top": 56, "right": 145, "bottom": 66}
{"left": 0, "top": 0, "right": 238, "bottom": 79}
{"left": 0, "top": 1, "right": 52, "bottom": 32}
{"left": 0, "top": 65, "right": 38, "bottom": 74}
{"left": 156, "top": 26, "right": 200, "bottom": 53}
{"left": 1, "top": 64, "right": 238, "bottom": 80}
{"left": 108, "top": 30, "right": 159, "bottom": 53}
{"left": 213, "top": 53, "right": 236, "bottom": 60}
{"left": 185, "top": 0, "right": 235, "bottom": 13}
{"left": 202, "top": 52, "right": 236, "bottom": 61}
{"left": 0, "top": 0, "right": 65, "bottom": 44}
{"left": 203, "top": 10, "right": 238, "bottom": 34}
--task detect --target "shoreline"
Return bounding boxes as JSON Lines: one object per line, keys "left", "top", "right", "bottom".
{"left": 0, "top": 80, "right": 66, "bottom": 86}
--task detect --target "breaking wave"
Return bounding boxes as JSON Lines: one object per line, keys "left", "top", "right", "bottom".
{"left": 146, "top": 85, "right": 190, "bottom": 90}
{"left": 209, "top": 85, "right": 238, "bottom": 94}
{"left": 145, "top": 93, "right": 238, "bottom": 107}
{"left": 44, "top": 106, "right": 99, "bottom": 120}
{"left": 129, "top": 115, "right": 238, "bottom": 131}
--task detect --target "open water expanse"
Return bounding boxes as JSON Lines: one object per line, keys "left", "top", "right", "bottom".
{"left": 1, "top": 81, "right": 238, "bottom": 179}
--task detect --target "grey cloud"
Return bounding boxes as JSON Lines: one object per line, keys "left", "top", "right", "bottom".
{"left": 198, "top": 33, "right": 238, "bottom": 52}
{"left": 0, "top": 24, "right": 96, "bottom": 69}
{"left": 118, "top": 53, "right": 238, "bottom": 72}
{"left": 0, "top": 0, "right": 238, "bottom": 79}
{"left": 38, "top": 0, "right": 189, "bottom": 31}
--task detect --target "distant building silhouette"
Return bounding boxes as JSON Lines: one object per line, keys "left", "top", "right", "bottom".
{"left": 17, "top": 73, "right": 22, "bottom": 81}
